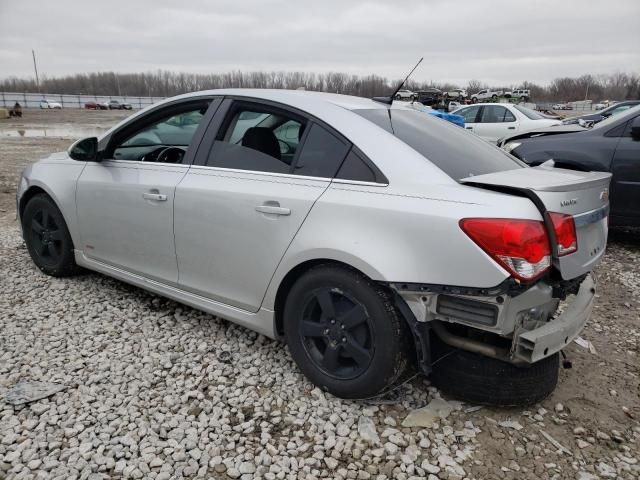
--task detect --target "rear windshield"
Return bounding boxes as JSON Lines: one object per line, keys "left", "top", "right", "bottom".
{"left": 354, "top": 108, "right": 524, "bottom": 180}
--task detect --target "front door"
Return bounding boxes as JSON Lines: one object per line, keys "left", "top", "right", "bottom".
{"left": 175, "top": 100, "right": 351, "bottom": 311}
{"left": 76, "top": 100, "right": 214, "bottom": 284}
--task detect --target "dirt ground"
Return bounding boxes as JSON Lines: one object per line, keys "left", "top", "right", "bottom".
{"left": 0, "top": 109, "right": 638, "bottom": 479}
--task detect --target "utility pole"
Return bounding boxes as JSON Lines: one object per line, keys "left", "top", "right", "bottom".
{"left": 32, "top": 49, "right": 40, "bottom": 93}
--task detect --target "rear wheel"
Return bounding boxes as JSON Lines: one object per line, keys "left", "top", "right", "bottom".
{"left": 491, "top": 94, "right": 498, "bottom": 100}
{"left": 22, "top": 194, "right": 81, "bottom": 277}
{"left": 430, "top": 337, "right": 559, "bottom": 406}
{"left": 471, "top": 97, "right": 478, "bottom": 103}
{"left": 284, "top": 265, "right": 410, "bottom": 399}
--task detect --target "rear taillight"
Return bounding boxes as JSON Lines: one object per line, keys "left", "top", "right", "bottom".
{"left": 548, "top": 212, "right": 577, "bottom": 256}
{"left": 460, "top": 218, "right": 551, "bottom": 282}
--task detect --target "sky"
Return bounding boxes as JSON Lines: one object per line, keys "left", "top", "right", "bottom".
{"left": 0, "top": 0, "right": 638, "bottom": 87}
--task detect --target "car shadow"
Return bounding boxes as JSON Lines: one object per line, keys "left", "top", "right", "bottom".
{"left": 607, "top": 226, "right": 640, "bottom": 250}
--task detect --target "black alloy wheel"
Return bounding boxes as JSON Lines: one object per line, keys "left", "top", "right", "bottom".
{"left": 29, "top": 207, "right": 63, "bottom": 266}
{"left": 284, "top": 264, "right": 410, "bottom": 399}
{"left": 299, "top": 287, "right": 374, "bottom": 380}
{"left": 22, "top": 193, "right": 81, "bottom": 277}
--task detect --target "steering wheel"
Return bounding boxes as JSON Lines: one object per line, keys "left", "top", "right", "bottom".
{"left": 141, "top": 146, "right": 186, "bottom": 163}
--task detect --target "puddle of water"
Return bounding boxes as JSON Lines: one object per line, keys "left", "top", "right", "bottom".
{"left": 1, "top": 125, "right": 109, "bottom": 139}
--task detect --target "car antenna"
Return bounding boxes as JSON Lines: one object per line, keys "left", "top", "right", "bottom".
{"left": 372, "top": 57, "right": 423, "bottom": 105}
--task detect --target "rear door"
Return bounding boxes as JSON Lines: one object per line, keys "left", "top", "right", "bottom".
{"left": 76, "top": 98, "right": 218, "bottom": 284}
{"left": 610, "top": 114, "right": 640, "bottom": 222}
{"left": 174, "top": 99, "right": 352, "bottom": 311}
{"left": 472, "top": 105, "right": 518, "bottom": 143}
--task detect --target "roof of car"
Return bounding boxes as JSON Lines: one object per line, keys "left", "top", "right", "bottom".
{"left": 170, "top": 89, "right": 394, "bottom": 112}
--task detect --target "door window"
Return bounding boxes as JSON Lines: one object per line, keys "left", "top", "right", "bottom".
{"left": 479, "top": 105, "right": 516, "bottom": 123}
{"left": 292, "top": 124, "right": 350, "bottom": 178}
{"left": 206, "top": 105, "right": 305, "bottom": 173}
{"left": 112, "top": 104, "right": 210, "bottom": 163}
{"left": 456, "top": 106, "right": 481, "bottom": 123}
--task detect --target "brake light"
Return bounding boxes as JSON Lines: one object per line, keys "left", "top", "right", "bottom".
{"left": 548, "top": 212, "right": 577, "bottom": 256}
{"left": 460, "top": 218, "right": 551, "bottom": 282}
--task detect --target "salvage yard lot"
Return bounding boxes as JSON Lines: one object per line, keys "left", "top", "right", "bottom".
{"left": 1, "top": 110, "right": 639, "bottom": 479}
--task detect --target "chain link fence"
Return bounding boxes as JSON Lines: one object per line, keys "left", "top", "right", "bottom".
{"left": 0, "top": 92, "right": 165, "bottom": 109}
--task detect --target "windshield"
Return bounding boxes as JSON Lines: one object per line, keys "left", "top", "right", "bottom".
{"left": 592, "top": 104, "right": 640, "bottom": 131}
{"left": 513, "top": 105, "right": 545, "bottom": 120}
{"left": 354, "top": 108, "right": 524, "bottom": 180}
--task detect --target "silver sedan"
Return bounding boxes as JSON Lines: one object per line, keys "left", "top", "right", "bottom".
{"left": 17, "top": 89, "right": 610, "bottom": 404}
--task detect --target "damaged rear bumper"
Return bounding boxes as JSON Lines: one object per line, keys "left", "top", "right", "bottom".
{"left": 393, "top": 273, "right": 596, "bottom": 366}
{"left": 513, "top": 274, "right": 595, "bottom": 363}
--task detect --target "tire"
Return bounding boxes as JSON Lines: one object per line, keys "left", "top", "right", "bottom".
{"left": 284, "top": 264, "right": 410, "bottom": 399}
{"left": 471, "top": 97, "right": 478, "bottom": 103}
{"left": 430, "top": 338, "right": 559, "bottom": 406}
{"left": 22, "top": 194, "right": 81, "bottom": 277}
{"left": 491, "top": 94, "right": 498, "bottom": 100}
{"left": 394, "top": 94, "right": 401, "bottom": 100}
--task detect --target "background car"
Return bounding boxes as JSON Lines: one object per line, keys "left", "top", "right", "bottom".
{"left": 415, "top": 88, "right": 444, "bottom": 107}
{"left": 108, "top": 100, "right": 133, "bottom": 110}
{"left": 16, "top": 89, "right": 609, "bottom": 406}
{"left": 562, "top": 100, "right": 640, "bottom": 126}
{"left": 39, "top": 99, "right": 62, "bottom": 109}
{"left": 504, "top": 88, "right": 530, "bottom": 101}
{"left": 501, "top": 105, "right": 640, "bottom": 226}
{"left": 452, "top": 102, "right": 561, "bottom": 143}
{"left": 394, "top": 89, "right": 415, "bottom": 101}
{"left": 443, "top": 88, "right": 467, "bottom": 100}
{"left": 470, "top": 89, "right": 503, "bottom": 103}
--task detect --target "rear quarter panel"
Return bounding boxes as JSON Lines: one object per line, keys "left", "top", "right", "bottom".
{"left": 262, "top": 182, "right": 542, "bottom": 310}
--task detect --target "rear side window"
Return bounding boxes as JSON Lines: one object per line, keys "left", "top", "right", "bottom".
{"left": 292, "top": 124, "right": 350, "bottom": 178}
{"left": 206, "top": 105, "right": 305, "bottom": 174}
{"left": 354, "top": 108, "right": 524, "bottom": 180}
{"left": 480, "top": 105, "right": 516, "bottom": 123}
{"left": 336, "top": 150, "right": 379, "bottom": 183}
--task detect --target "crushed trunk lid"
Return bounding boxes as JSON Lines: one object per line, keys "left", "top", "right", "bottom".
{"left": 461, "top": 164, "right": 611, "bottom": 280}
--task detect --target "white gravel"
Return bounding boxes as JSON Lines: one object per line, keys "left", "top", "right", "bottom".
{"left": 1, "top": 222, "right": 639, "bottom": 480}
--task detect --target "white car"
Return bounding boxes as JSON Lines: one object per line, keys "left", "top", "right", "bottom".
{"left": 505, "top": 88, "right": 530, "bottom": 100}
{"left": 444, "top": 88, "right": 467, "bottom": 99}
{"left": 39, "top": 99, "right": 62, "bottom": 109}
{"left": 394, "top": 89, "right": 416, "bottom": 101}
{"left": 452, "top": 102, "right": 562, "bottom": 143}
{"left": 470, "top": 89, "right": 503, "bottom": 103}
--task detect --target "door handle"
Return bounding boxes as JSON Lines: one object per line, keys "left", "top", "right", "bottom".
{"left": 255, "top": 203, "right": 291, "bottom": 216}
{"left": 142, "top": 192, "right": 167, "bottom": 201}
{"left": 507, "top": 126, "right": 516, "bottom": 129}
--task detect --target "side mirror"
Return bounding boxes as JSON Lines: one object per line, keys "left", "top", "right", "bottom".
{"left": 68, "top": 137, "right": 99, "bottom": 161}
{"left": 631, "top": 117, "right": 640, "bottom": 140}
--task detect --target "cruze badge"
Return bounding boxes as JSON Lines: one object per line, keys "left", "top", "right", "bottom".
{"left": 600, "top": 189, "right": 609, "bottom": 201}
{"left": 560, "top": 198, "right": 577, "bottom": 207}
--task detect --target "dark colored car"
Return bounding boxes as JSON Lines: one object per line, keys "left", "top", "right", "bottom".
{"left": 415, "top": 88, "right": 444, "bottom": 108}
{"left": 500, "top": 106, "right": 640, "bottom": 226}
{"left": 563, "top": 100, "right": 640, "bottom": 126}
{"left": 108, "top": 100, "right": 133, "bottom": 110}
{"left": 84, "top": 102, "right": 108, "bottom": 110}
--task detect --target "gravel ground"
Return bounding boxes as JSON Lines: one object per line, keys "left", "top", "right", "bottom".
{"left": 0, "top": 110, "right": 639, "bottom": 480}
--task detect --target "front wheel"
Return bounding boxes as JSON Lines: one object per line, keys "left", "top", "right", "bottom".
{"left": 491, "top": 94, "right": 498, "bottom": 100}
{"left": 284, "top": 265, "right": 410, "bottom": 399}
{"left": 22, "top": 194, "right": 81, "bottom": 277}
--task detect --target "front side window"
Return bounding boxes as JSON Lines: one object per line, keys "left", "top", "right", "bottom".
{"left": 480, "top": 105, "right": 516, "bottom": 123}
{"left": 206, "top": 105, "right": 305, "bottom": 174}
{"left": 112, "top": 104, "right": 209, "bottom": 162}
